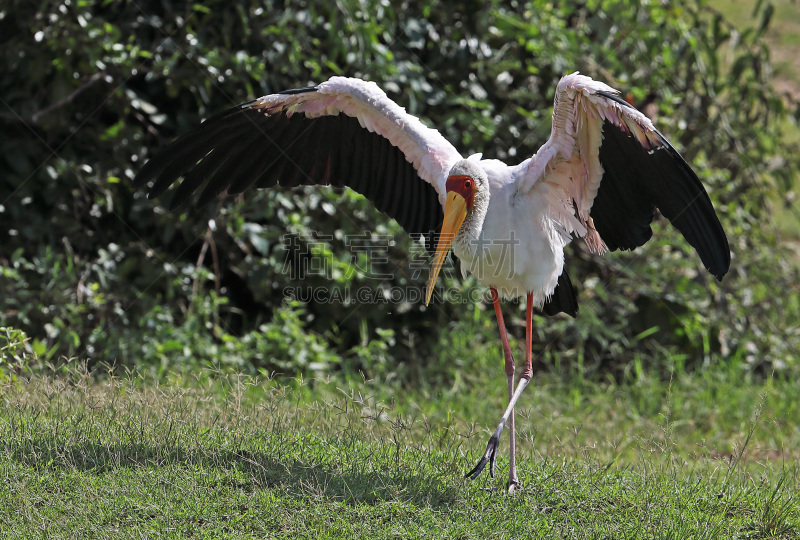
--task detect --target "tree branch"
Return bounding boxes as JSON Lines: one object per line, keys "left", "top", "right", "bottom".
{"left": 0, "top": 72, "right": 106, "bottom": 125}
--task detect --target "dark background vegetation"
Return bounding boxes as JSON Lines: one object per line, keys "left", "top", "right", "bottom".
{"left": 2, "top": 0, "right": 799, "bottom": 383}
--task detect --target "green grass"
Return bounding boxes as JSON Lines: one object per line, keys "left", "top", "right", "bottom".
{"left": 1, "top": 366, "right": 798, "bottom": 538}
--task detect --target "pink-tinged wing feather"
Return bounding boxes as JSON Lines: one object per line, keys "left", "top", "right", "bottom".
{"left": 133, "top": 77, "right": 464, "bottom": 240}
{"left": 513, "top": 73, "right": 660, "bottom": 252}
{"left": 251, "top": 77, "right": 462, "bottom": 206}
{"left": 512, "top": 72, "right": 729, "bottom": 280}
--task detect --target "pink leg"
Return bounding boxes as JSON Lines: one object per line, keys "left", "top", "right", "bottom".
{"left": 523, "top": 292, "right": 533, "bottom": 379}
{"left": 489, "top": 288, "right": 519, "bottom": 487}
{"left": 467, "top": 292, "right": 535, "bottom": 485}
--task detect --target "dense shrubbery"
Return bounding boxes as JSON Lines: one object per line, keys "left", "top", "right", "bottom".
{"left": 1, "top": 0, "right": 798, "bottom": 381}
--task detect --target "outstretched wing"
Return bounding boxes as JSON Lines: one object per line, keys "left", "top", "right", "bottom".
{"left": 133, "top": 76, "right": 463, "bottom": 238}
{"left": 514, "top": 72, "right": 730, "bottom": 281}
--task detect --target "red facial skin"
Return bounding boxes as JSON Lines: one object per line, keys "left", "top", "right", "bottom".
{"left": 446, "top": 175, "right": 475, "bottom": 211}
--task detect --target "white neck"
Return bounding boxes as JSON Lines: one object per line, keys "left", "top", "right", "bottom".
{"left": 455, "top": 188, "right": 489, "bottom": 255}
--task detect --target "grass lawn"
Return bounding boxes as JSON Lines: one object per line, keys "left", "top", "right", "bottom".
{"left": 1, "top": 366, "right": 797, "bottom": 538}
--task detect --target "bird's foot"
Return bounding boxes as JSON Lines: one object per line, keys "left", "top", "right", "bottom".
{"left": 465, "top": 434, "right": 500, "bottom": 479}
{"left": 506, "top": 478, "right": 521, "bottom": 494}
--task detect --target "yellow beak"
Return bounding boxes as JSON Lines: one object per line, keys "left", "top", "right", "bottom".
{"left": 425, "top": 192, "right": 469, "bottom": 306}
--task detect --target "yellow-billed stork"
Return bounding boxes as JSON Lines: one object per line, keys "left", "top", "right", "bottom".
{"left": 133, "top": 73, "right": 730, "bottom": 488}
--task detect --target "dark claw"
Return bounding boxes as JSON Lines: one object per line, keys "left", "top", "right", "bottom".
{"left": 465, "top": 434, "right": 500, "bottom": 480}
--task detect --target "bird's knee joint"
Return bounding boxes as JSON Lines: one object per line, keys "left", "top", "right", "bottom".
{"left": 504, "top": 361, "right": 516, "bottom": 377}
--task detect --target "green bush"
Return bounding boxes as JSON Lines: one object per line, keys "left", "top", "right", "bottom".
{"left": 0, "top": 326, "right": 33, "bottom": 381}
{"left": 1, "top": 0, "right": 798, "bottom": 381}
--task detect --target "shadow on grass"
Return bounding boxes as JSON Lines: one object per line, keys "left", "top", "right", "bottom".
{"left": 6, "top": 439, "right": 460, "bottom": 508}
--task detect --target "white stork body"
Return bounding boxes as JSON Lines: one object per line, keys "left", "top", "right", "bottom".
{"left": 134, "top": 72, "right": 730, "bottom": 487}
{"left": 453, "top": 158, "right": 568, "bottom": 304}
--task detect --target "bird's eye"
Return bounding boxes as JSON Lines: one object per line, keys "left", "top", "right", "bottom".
{"left": 464, "top": 179, "right": 472, "bottom": 189}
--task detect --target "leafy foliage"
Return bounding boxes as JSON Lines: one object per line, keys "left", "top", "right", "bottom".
{"left": 0, "top": 326, "right": 33, "bottom": 381}
{"left": 1, "top": 0, "right": 798, "bottom": 379}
